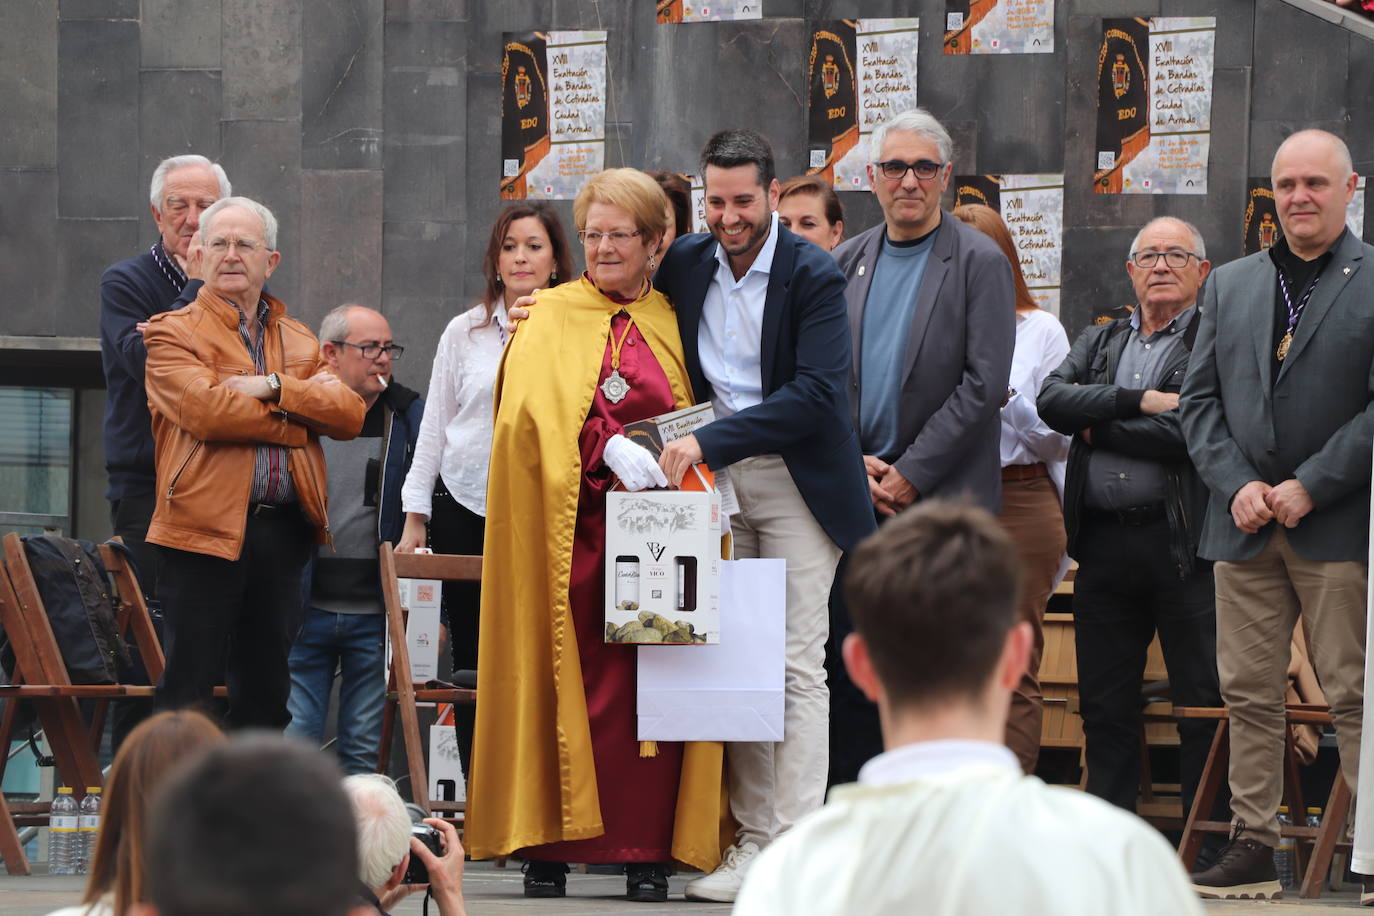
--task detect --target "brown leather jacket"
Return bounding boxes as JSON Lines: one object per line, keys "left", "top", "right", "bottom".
{"left": 143, "top": 289, "right": 365, "bottom": 561}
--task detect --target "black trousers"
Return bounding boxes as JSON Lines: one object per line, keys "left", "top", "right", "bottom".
{"left": 109, "top": 493, "right": 160, "bottom": 749}
{"left": 1073, "top": 513, "right": 1222, "bottom": 817}
{"left": 154, "top": 507, "right": 312, "bottom": 730}
{"left": 825, "top": 536, "right": 884, "bottom": 787}
{"left": 429, "top": 486, "right": 485, "bottom": 775}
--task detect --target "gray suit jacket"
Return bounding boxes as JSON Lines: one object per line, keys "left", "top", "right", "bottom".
{"left": 832, "top": 215, "right": 1015, "bottom": 513}
{"left": 1180, "top": 229, "right": 1374, "bottom": 563}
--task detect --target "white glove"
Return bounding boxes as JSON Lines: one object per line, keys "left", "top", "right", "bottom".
{"left": 603, "top": 434, "right": 668, "bottom": 492}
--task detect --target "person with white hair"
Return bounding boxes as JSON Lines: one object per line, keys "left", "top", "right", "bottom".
{"left": 827, "top": 108, "right": 1015, "bottom": 783}
{"left": 99, "top": 154, "right": 230, "bottom": 637}
{"left": 342, "top": 774, "right": 467, "bottom": 915}
{"left": 143, "top": 196, "right": 365, "bottom": 729}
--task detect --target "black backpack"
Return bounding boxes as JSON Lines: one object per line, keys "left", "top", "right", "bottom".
{"left": 2, "top": 536, "right": 133, "bottom": 684}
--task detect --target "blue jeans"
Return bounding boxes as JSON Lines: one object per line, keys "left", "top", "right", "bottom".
{"left": 286, "top": 608, "right": 386, "bottom": 775}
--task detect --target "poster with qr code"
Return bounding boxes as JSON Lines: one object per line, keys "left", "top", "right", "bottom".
{"left": 954, "top": 174, "right": 1064, "bottom": 315}
{"left": 943, "top": 0, "right": 1053, "bottom": 54}
{"left": 656, "top": 0, "right": 761, "bottom": 22}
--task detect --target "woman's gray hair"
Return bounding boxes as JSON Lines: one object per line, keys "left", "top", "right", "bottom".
{"left": 149, "top": 154, "right": 231, "bottom": 209}
{"left": 200, "top": 196, "right": 280, "bottom": 251}
{"left": 343, "top": 774, "right": 414, "bottom": 890}
{"left": 869, "top": 109, "right": 954, "bottom": 165}
{"left": 1128, "top": 217, "right": 1207, "bottom": 261}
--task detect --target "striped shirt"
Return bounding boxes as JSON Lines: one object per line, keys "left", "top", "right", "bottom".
{"left": 238, "top": 300, "right": 297, "bottom": 505}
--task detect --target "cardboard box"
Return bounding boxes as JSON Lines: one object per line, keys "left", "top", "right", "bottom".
{"left": 605, "top": 487, "right": 720, "bottom": 645}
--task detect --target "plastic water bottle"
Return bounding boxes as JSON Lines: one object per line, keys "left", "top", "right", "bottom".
{"left": 77, "top": 787, "right": 102, "bottom": 875}
{"left": 49, "top": 787, "right": 78, "bottom": 875}
{"left": 1306, "top": 806, "right": 1323, "bottom": 831}
{"left": 1275, "top": 806, "right": 1296, "bottom": 889}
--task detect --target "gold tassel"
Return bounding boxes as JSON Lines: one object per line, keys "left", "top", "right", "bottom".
{"left": 639, "top": 740, "right": 658, "bottom": 757}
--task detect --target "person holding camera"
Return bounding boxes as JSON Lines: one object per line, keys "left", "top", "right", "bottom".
{"left": 343, "top": 774, "right": 467, "bottom": 916}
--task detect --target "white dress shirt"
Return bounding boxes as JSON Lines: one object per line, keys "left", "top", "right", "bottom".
{"left": 698, "top": 212, "right": 780, "bottom": 418}
{"left": 1001, "top": 308, "right": 1071, "bottom": 497}
{"left": 400, "top": 302, "right": 506, "bottom": 518}
{"left": 735, "top": 737, "right": 1203, "bottom": 916}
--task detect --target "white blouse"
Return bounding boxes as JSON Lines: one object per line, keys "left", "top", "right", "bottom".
{"left": 1000, "top": 308, "right": 1071, "bottom": 482}
{"left": 401, "top": 302, "right": 507, "bottom": 518}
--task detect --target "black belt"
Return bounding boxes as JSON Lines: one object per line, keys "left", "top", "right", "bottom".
{"left": 249, "top": 502, "right": 299, "bottom": 518}
{"left": 1083, "top": 503, "right": 1167, "bottom": 527}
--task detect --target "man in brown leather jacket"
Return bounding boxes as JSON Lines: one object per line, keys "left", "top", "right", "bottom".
{"left": 144, "top": 196, "right": 365, "bottom": 729}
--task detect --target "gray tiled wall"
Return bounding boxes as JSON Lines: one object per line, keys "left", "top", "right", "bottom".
{"left": 1, "top": 0, "right": 1369, "bottom": 375}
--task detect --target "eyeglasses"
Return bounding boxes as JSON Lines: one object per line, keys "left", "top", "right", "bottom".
{"left": 873, "top": 159, "right": 945, "bottom": 181}
{"left": 1130, "top": 249, "right": 1201, "bottom": 269}
{"left": 577, "top": 229, "right": 643, "bottom": 246}
{"left": 206, "top": 237, "right": 266, "bottom": 254}
{"left": 331, "top": 341, "right": 405, "bottom": 360}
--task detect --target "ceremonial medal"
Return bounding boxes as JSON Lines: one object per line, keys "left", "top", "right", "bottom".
{"left": 1276, "top": 331, "right": 1292, "bottom": 362}
{"left": 600, "top": 369, "right": 631, "bottom": 403}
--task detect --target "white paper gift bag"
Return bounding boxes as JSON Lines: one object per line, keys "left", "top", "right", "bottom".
{"left": 636, "top": 557, "right": 786, "bottom": 742}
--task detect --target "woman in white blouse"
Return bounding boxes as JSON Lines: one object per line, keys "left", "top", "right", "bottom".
{"left": 952, "top": 204, "right": 1070, "bottom": 776}
{"left": 397, "top": 203, "right": 573, "bottom": 766}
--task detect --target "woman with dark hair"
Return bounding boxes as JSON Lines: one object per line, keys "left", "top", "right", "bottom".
{"left": 777, "top": 175, "right": 845, "bottom": 250}
{"left": 48, "top": 711, "right": 224, "bottom": 916}
{"left": 643, "top": 170, "right": 692, "bottom": 274}
{"left": 398, "top": 202, "right": 573, "bottom": 769}
{"left": 951, "top": 202, "right": 1069, "bottom": 776}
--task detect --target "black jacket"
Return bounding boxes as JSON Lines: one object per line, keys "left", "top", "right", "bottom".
{"left": 1038, "top": 313, "right": 1208, "bottom": 578}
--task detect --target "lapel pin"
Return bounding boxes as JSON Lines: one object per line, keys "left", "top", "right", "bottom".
{"left": 1344, "top": 266, "right": 1352, "bottom": 275}
{"left": 858, "top": 265, "right": 866, "bottom": 277}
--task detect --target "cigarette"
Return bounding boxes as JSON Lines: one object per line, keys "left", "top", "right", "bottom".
{"left": 376, "top": 374, "right": 388, "bottom": 388}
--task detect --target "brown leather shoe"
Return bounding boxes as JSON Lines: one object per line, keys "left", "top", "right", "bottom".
{"left": 1191, "top": 828, "right": 1282, "bottom": 900}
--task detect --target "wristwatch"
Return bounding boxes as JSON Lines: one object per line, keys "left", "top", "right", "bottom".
{"left": 266, "top": 372, "right": 282, "bottom": 394}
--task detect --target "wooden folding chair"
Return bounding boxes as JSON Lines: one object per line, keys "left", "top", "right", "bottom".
{"left": 1177, "top": 703, "right": 1351, "bottom": 898}
{"left": 0, "top": 532, "right": 165, "bottom": 875}
{"left": 376, "top": 543, "right": 479, "bottom": 821}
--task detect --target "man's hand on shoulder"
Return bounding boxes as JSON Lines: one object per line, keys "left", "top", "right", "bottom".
{"left": 1266, "top": 478, "right": 1314, "bottom": 529}
{"left": 1230, "top": 480, "right": 1275, "bottom": 534}
{"left": 505, "top": 291, "right": 539, "bottom": 334}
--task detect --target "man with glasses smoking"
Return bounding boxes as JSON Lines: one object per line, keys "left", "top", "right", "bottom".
{"left": 1038, "top": 216, "right": 1222, "bottom": 822}
{"left": 286, "top": 305, "right": 422, "bottom": 774}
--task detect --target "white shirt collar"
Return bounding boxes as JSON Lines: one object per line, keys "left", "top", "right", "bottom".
{"left": 858, "top": 739, "right": 1021, "bottom": 787}
{"left": 713, "top": 212, "right": 780, "bottom": 281}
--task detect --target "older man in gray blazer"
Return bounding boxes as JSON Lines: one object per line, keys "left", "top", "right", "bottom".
{"left": 831, "top": 109, "right": 1014, "bottom": 517}
{"left": 1182, "top": 129, "right": 1374, "bottom": 900}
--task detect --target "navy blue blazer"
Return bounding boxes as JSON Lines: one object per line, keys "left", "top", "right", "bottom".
{"left": 654, "top": 224, "right": 876, "bottom": 553}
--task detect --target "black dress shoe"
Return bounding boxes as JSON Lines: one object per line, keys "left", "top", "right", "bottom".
{"left": 522, "top": 860, "right": 569, "bottom": 898}
{"left": 626, "top": 862, "right": 670, "bottom": 903}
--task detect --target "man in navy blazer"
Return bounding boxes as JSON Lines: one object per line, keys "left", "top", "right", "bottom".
{"left": 655, "top": 128, "right": 874, "bottom": 903}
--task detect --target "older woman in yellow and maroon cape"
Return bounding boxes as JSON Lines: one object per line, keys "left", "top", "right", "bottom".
{"left": 466, "top": 168, "right": 727, "bottom": 902}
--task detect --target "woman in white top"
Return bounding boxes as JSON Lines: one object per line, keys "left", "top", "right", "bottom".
{"left": 397, "top": 203, "right": 574, "bottom": 768}
{"left": 952, "top": 204, "right": 1070, "bottom": 775}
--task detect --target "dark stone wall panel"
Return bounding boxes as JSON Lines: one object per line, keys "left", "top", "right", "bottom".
{"left": 222, "top": 120, "right": 303, "bottom": 308}
{"left": 137, "top": 69, "right": 225, "bottom": 251}
{"left": 223, "top": 0, "right": 302, "bottom": 120}
{"left": 1060, "top": 225, "right": 1139, "bottom": 333}
{"left": 0, "top": 1, "right": 58, "bottom": 169}
{"left": 386, "top": 0, "right": 468, "bottom": 20}
{"left": 141, "top": 0, "right": 222, "bottom": 69}
{"left": 0, "top": 172, "right": 61, "bottom": 336}
{"left": 1253, "top": 0, "right": 1348, "bottom": 122}
{"left": 383, "top": 19, "right": 467, "bottom": 221}
{"left": 60, "top": 0, "right": 138, "bottom": 19}
{"left": 303, "top": 0, "right": 385, "bottom": 170}
{"left": 57, "top": 19, "right": 139, "bottom": 218}
{"left": 382, "top": 220, "right": 470, "bottom": 378}
{"left": 299, "top": 170, "right": 384, "bottom": 329}
{"left": 57, "top": 219, "right": 140, "bottom": 337}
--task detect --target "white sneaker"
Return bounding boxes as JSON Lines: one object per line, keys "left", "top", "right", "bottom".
{"left": 684, "top": 841, "right": 761, "bottom": 902}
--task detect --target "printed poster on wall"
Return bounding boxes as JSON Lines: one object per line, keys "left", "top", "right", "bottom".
{"left": 686, "top": 174, "right": 709, "bottom": 233}
{"left": 805, "top": 18, "right": 919, "bottom": 192}
{"left": 500, "top": 31, "right": 606, "bottom": 200}
{"left": 954, "top": 174, "right": 1065, "bottom": 315}
{"left": 1092, "top": 17, "right": 1215, "bottom": 195}
{"left": 1244, "top": 176, "right": 1369, "bottom": 254}
{"left": 943, "top": 0, "right": 1053, "bottom": 54}
{"left": 656, "top": 0, "right": 762, "bottom": 22}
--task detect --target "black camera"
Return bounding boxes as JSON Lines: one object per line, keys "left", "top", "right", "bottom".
{"left": 402, "top": 803, "right": 444, "bottom": 885}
